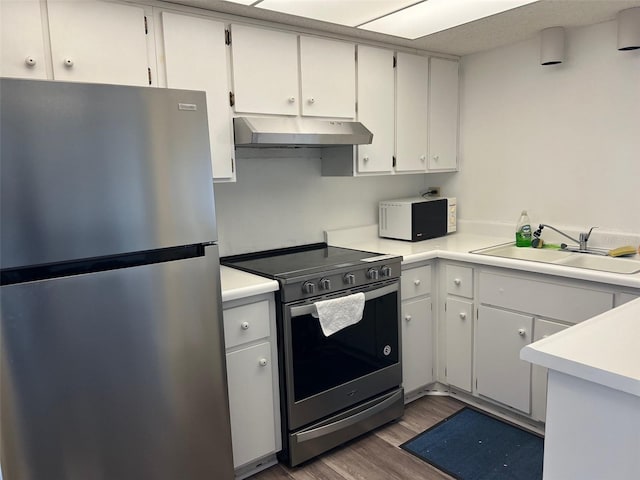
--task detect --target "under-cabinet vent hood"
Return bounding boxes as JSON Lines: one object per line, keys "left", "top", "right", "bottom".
{"left": 233, "top": 116, "right": 373, "bottom": 147}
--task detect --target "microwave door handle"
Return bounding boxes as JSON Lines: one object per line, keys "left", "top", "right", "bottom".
{"left": 289, "top": 283, "right": 397, "bottom": 318}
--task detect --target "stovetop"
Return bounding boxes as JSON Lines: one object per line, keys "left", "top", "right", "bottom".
{"left": 222, "top": 243, "right": 386, "bottom": 279}
{"left": 222, "top": 243, "right": 402, "bottom": 302}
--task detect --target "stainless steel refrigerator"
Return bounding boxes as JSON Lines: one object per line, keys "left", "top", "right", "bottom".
{"left": 0, "top": 78, "right": 234, "bottom": 480}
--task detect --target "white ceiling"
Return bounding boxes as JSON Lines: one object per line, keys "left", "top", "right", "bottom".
{"left": 165, "top": 0, "right": 640, "bottom": 56}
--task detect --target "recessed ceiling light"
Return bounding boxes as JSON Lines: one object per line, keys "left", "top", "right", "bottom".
{"left": 359, "top": 0, "right": 540, "bottom": 39}
{"left": 252, "top": 0, "right": 420, "bottom": 27}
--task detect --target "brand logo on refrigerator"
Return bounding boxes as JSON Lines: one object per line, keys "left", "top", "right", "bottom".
{"left": 178, "top": 103, "right": 197, "bottom": 111}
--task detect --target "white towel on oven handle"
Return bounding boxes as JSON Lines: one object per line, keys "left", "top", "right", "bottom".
{"left": 313, "top": 292, "right": 365, "bottom": 337}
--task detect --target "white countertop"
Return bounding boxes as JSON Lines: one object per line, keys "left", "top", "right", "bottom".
{"left": 220, "top": 265, "right": 279, "bottom": 303}
{"left": 325, "top": 226, "right": 640, "bottom": 289}
{"left": 521, "top": 297, "right": 640, "bottom": 397}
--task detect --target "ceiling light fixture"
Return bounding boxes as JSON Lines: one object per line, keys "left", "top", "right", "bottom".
{"left": 617, "top": 7, "right": 640, "bottom": 51}
{"left": 358, "top": 0, "right": 540, "bottom": 40}
{"left": 540, "top": 26, "right": 565, "bottom": 66}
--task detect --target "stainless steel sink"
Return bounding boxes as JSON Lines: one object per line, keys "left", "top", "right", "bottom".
{"left": 472, "top": 243, "right": 640, "bottom": 274}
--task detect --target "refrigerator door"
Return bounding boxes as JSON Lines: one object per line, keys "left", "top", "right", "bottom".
{"left": 0, "top": 78, "right": 217, "bottom": 270}
{"left": 0, "top": 246, "right": 233, "bottom": 480}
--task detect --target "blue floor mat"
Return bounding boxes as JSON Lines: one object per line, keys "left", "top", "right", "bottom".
{"left": 400, "top": 407, "right": 544, "bottom": 480}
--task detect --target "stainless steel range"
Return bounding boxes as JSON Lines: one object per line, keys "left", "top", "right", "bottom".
{"left": 222, "top": 243, "right": 404, "bottom": 466}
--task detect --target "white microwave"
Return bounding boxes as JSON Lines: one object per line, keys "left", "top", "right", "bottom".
{"left": 379, "top": 197, "right": 457, "bottom": 242}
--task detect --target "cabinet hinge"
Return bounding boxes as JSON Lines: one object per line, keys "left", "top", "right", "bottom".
{"left": 148, "top": 67, "right": 152, "bottom": 85}
{"left": 444, "top": 302, "right": 447, "bottom": 312}
{"left": 225, "top": 29, "right": 231, "bottom": 46}
{"left": 144, "top": 16, "right": 148, "bottom": 35}
{"left": 475, "top": 378, "right": 478, "bottom": 389}
{"left": 477, "top": 307, "right": 479, "bottom": 319}
{"left": 445, "top": 367, "right": 447, "bottom": 377}
{"left": 392, "top": 156, "right": 396, "bottom": 168}
{"left": 229, "top": 91, "right": 235, "bottom": 107}
{"left": 393, "top": 56, "right": 397, "bottom": 68}
{"left": 231, "top": 158, "right": 235, "bottom": 173}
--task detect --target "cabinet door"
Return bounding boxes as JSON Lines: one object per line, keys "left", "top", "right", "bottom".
{"left": 226, "top": 342, "right": 276, "bottom": 468}
{"left": 48, "top": 0, "right": 150, "bottom": 86}
{"left": 401, "top": 297, "right": 433, "bottom": 394}
{"left": 445, "top": 298, "right": 473, "bottom": 392}
{"left": 531, "top": 319, "right": 567, "bottom": 422}
{"left": 356, "top": 45, "right": 394, "bottom": 173}
{"left": 428, "top": 57, "right": 459, "bottom": 171}
{"left": 476, "top": 306, "right": 533, "bottom": 413}
{"left": 299, "top": 36, "right": 355, "bottom": 118}
{"left": 395, "top": 52, "right": 428, "bottom": 172}
{"left": 0, "top": 0, "right": 47, "bottom": 79}
{"left": 161, "top": 12, "right": 234, "bottom": 181}
{"left": 230, "top": 24, "right": 298, "bottom": 115}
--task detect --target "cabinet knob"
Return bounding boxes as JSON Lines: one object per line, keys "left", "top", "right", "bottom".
{"left": 64, "top": 58, "right": 74, "bottom": 68}
{"left": 240, "top": 321, "right": 249, "bottom": 330}
{"left": 518, "top": 328, "right": 526, "bottom": 337}
{"left": 308, "top": 97, "right": 315, "bottom": 104}
{"left": 459, "top": 312, "right": 467, "bottom": 320}
{"left": 259, "top": 358, "right": 268, "bottom": 367}
{"left": 433, "top": 155, "right": 440, "bottom": 162}
{"left": 288, "top": 96, "right": 296, "bottom": 103}
{"left": 454, "top": 278, "right": 461, "bottom": 286}
{"left": 363, "top": 156, "right": 369, "bottom": 162}
{"left": 405, "top": 315, "right": 412, "bottom": 322}
{"left": 420, "top": 155, "right": 426, "bottom": 161}
{"left": 25, "top": 56, "right": 37, "bottom": 67}
{"left": 414, "top": 279, "right": 421, "bottom": 286}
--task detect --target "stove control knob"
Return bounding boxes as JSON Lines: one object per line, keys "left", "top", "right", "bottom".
{"left": 367, "top": 268, "right": 379, "bottom": 280}
{"left": 302, "top": 281, "right": 316, "bottom": 295}
{"left": 380, "top": 265, "right": 392, "bottom": 278}
{"left": 344, "top": 273, "right": 355, "bottom": 285}
{"left": 319, "top": 278, "right": 331, "bottom": 290}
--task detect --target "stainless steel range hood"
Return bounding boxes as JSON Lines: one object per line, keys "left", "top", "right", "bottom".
{"left": 233, "top": 116, "right": 373, "bottom": 147}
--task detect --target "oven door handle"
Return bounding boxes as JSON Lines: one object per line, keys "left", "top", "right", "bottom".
{"left": 295, "top": 389, "right": 403, "bottom": 443}
{"left": 289, "top": 283, "right": 397, "bottom": 318}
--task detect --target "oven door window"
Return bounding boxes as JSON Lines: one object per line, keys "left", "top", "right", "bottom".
{"left": 290, "top": 289, "right": 398, "bottom": 402}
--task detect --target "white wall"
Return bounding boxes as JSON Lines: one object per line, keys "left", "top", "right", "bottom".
{"left": 214, "top": 152, "right": 448, "bottom": 255}
{"left": 449, "top": 20, "right": 640, "bottom": 238}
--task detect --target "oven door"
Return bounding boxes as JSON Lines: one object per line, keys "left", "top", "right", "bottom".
{"left": 282, "top": 280, "right": 401, "bottom": 431}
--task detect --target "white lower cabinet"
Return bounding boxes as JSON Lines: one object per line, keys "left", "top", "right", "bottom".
{"left": 531, "top": 318, "right": 568, "bottom": 422}
{"left": 400, "top": 264, "right": 433, "bottom": 400}
{"left": 444, "top": 298, "right": 473, "bottom": 392}
{"left": 222, "top": 294, "right": 280, "bottom": 475}
{"left": 476, "top": 305, "right": 533, "bottom": 413}
{"left": 401, "top": 297, "right": 433, "bottom": 394}
{"left": 226, "top": 341, "right": 275, "bottom": 467}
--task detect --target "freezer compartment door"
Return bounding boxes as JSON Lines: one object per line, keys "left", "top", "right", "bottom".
{"left": 0, "top": 78, "right": 217, "bottom": 269}
{"left": 0, "top": 246, "right": 234, "bottom": 480}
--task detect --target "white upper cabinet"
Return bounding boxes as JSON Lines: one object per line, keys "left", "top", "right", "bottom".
{"left": 0, "top": 0, "right": 48, "bottom": 79}
{"left": 299, "top": 36, "right": 355, "bottom": 118}
{"left": 395, "top": 52, "right": 429, "bottom": 172}
{"left": 429, "top": 57, "right": 459, "bottom": 171}
{"left": 160, "top": 12, "right": 235, "bottom": 181}
{"left": 47, "top": 0, "right": 151, "bottom": 86}
{"left": 356, "top": 45, "right": 395, "bottom": 174}
{"left": 230, "top": 24, "right": 299, "bottom": 115}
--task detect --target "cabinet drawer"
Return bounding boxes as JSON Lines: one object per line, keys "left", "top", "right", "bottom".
{"left": 223, "top": 299, "right": 270, "bottom": 349}
{"left": 479, "top": 272, "right": 613, "bottom": 324}
{"left": 445, "top": 265, "right": 473, "bottom": 298}
{"left": 401, "top": 265, "right": 431, "bottom": 300}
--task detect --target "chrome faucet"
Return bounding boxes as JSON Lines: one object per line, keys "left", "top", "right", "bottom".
{"left": 534, "top": 224, "right": 598, "bottom": 252}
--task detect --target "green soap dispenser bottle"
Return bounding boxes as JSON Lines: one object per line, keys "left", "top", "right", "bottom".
{"left": 516, "top": 210, "right": 532, "bottom": 247}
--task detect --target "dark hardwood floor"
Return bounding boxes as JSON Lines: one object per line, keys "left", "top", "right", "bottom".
{"left": 251, "top": 395, "right": 465, "bottom": 480}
